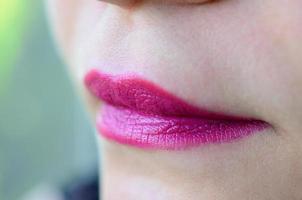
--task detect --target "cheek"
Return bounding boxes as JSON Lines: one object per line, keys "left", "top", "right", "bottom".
{"left": 64, "top": 1, "right": 107, "bottom": 71}
{"left": 263, "top": 0, "right": 302, "bottom": 65}
{"left": 47, "top": 0, "right": 107, "bottom": 72}
{"left": 47, "top": 0, "right": 78, "bottom": 55}
{"left": 261, "top": 1, "right": 302, "bottom": 120}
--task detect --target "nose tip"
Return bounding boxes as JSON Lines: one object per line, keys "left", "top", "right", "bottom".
{"left": 98, "top": 0, "right": 214, "bottom": 8}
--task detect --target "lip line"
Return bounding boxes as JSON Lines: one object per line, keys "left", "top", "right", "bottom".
{"left": 84, "top": 68, "right": 260, "bottom": 121}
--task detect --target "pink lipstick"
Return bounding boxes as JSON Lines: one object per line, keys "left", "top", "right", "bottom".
{"left": 84, "top": 69, "right": 268, "bottom": 150}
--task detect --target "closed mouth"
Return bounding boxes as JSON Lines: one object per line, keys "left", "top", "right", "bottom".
{"left": 84, "top": 69, "right": 269, "bottom": 150}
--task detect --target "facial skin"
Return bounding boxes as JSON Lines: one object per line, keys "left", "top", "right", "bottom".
{"left": 47, "top": 0, "right": 302, "bottom": 199}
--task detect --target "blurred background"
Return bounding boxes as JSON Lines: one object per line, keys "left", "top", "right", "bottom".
{"left": 0, "top": 0, "right": 98, "bottom": 199}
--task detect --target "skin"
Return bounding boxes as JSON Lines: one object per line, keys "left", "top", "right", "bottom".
{"left": 47, "top": 0, "right": 302, "bottom": 199}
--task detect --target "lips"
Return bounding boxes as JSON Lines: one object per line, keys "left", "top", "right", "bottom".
{"left": 84, "top": 69, "right": 268, "bottom": 150}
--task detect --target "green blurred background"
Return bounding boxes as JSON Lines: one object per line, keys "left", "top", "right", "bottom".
{"left": 0, "top": 0, "right": 98, "bottom": 199}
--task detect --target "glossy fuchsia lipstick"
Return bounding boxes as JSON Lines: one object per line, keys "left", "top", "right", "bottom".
{"left": 84, "top": 69, "right": 268, "bottom": 150}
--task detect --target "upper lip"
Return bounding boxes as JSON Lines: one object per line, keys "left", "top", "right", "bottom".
{"left": 85, "top": 69, "right": 257, "bottom": 121}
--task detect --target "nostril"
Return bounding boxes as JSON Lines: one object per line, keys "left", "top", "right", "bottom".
{"left": 174, "top": 0, "right": 216, "bottom": 4}
{"left": 97, "top": 0, "right": 216, "bottom": 8}
{"left": 97, "top": 0, "right": 142, "bottom": 8}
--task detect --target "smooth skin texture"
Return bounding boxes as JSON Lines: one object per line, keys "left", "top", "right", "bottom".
{"left": 47, "top": 0, "right": 302, "bottom": 199}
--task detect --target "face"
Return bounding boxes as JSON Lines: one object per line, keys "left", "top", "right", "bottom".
{"left": 47, "top": 0, "right": 302, "bottom": 199}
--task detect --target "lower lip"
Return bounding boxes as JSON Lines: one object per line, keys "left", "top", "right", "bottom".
{"left": 97, "top": 104, "right": 268, "bottom": 150}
